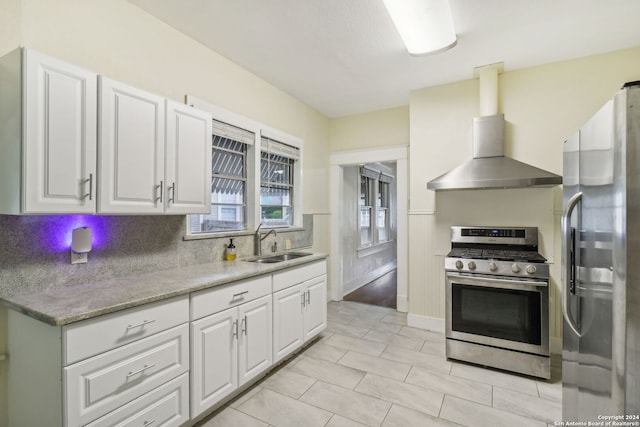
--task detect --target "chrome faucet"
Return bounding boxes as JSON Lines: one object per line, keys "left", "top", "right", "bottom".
{"left": 255, "top": 223, "right": 278, "bottom": 256}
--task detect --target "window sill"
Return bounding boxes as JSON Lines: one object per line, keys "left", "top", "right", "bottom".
{"left": 184, "top": 226, "right": 306, "bottom": 241}
{"left": 357, "top": 240, "right": 395, "bottom": 258}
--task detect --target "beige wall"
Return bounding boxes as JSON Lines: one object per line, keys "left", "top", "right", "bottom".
{"left": 408, "top": 46, "right": 640, "bottom": 348}
{"left": 329, "top": 105, "right": 409, "bottom": 152}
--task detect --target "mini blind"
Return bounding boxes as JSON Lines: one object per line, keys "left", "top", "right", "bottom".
{"left": 213, "top": 119, "right": 255, "bottom": 145}
{"left": 260, "top": 136, "right": 300, "bottom": 159}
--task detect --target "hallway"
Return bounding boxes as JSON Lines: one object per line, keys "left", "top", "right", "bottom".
{"left": 344, "top": 269, "right": 397, "bottom": 309}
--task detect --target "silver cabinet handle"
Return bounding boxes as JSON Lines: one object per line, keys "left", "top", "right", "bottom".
{"left": 306, "top": 290, "right": 310, "bottom": 305}
{"left": 82, "top": 173, "right": 93, "bottom": 201}
{"left": 232, "top": 319, "right": 238, "bottom": 339}
{"left": 241, "top": 316, "right": 247, "bottom": 335}
{"left": 232, "top": 291, "right": 249, "bottom": 298}
{"left": 126, "top": 319, "right": 156, "bottom": 330}
{"left": 562, "top": 191, "right": 583, "bottom": 337}
{"left": 157, "top": 181, "right": 164, "bottom": 203}
{"left": 168, "top": 182, "right": 175, "bottom": 203}
{"left": 126, "top": 363, "right": 155, "bottom": 378}
{"left": 301, "top": 293, "right": 306, "bottom": 307}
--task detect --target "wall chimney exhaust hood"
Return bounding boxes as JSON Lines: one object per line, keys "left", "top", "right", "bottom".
{"left": 426, "top": 64, "right": 562, "bottom": 191}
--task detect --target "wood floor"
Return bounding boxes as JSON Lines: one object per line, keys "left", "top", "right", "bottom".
{"left": 344, "top": 269, "right": 397, "bottom": 309}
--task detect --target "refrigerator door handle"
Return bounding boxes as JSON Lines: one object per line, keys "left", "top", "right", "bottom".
{"left": 562, "top": 191, "right": 583, "bottom": 337}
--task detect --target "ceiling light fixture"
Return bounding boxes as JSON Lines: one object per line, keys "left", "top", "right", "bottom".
{"left": 382, "top": 0, "right": 457, "bottom": 56}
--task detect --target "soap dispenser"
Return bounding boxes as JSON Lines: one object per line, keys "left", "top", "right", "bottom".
{"left": 226, "top": 238, "right": 236, "bottom": 261}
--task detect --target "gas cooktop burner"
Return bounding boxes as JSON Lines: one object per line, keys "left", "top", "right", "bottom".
{"left": 447, "top": 248, "right": 546, "bottom": 263}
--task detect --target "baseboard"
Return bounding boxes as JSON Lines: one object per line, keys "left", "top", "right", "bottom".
{"left": 343, "top": 262, "right": 397, "bottom": 297}
{"left": 407, "top": 313, "right": 445, "bottom": 333}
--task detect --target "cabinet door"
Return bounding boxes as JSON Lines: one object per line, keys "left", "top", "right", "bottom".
{"left": 98, "top": 77, "right": 165, "bottom": 213}
{"left": 303, "top": 275, "right": 328, "bottom": 341}
{"left": 190, "top": 307, "right": 238, "bottom": 418}
{"left": 238, "top": 295, "right": 272, "bottom": 387}
{"left": 23, "top": 49, "right": 97, "bottom": 213}
{"left": 272, "top": 284, "right": 304, "bottom": 363}
{"left": 165, "top": 100, "right": 212, "bottom": 214}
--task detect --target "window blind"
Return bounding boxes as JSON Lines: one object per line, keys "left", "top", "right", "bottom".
{"left": 260, "top": 136, "right": 300, "bottom": 159}
{"left": 213, "top": 119, "right": 255, "bottom": 146}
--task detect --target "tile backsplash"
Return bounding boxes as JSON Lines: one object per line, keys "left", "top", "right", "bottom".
{"left": 0, "top": 214, "right": 313, "bottom": 298}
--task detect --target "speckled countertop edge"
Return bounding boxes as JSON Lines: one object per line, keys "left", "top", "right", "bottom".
{"left": 1, "top": 253, "right": 328, "bottom": 326}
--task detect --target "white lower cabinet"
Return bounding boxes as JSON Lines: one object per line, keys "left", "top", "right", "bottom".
{"left": 7, "top": 295, "right": 190, "bottom": 427}
{"left": 190, "top": 294, "right": 272, "bottom": 418}
{"left": 273, "top": 266, "right": 327, "bottom": 363}
{"left": 7, "top": 260, "right": 327, "bottom": 426}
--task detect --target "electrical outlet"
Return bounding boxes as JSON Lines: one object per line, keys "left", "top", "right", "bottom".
{"left": 71, "top": 252, "right": 88, "bottom": 264}
{"left": 285, "top": 239, "right": 292, "bottom": 250}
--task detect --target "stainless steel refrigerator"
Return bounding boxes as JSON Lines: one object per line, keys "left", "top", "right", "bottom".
{"left": 562, "top": 82, "right": 640, "bottom": 421}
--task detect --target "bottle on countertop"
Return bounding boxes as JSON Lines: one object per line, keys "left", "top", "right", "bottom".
{"left": 226, "top": 238, "right": 236, "bottom": 261}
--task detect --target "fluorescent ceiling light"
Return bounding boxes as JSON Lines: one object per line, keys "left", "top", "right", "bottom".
{"left": 383, "top": 0, "right": 457, "bottom": 56}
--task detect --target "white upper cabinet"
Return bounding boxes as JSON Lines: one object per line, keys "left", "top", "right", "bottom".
{"left": 0, "top": 48, "right": 97, "bottom": 214}
{"left": 0, "top": 48, "right": 211, "bottom": 215}
{"left": 98, "top": 77, "right": 166, "bottom": 214}
{"left": 165, "top": 100, "right": 212, "bottom": 214}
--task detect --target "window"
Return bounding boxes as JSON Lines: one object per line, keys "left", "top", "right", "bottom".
{"left": 359, "top": 165, "right": 393, "bottom": 248}
{"left": 359, "top": 173, "right": 374, "bottom": 247}
{"left": 260, "top": 137, "right": 299, "bottom": 227}
{"left": 190, "top": 120, "right": 254, "bottom": 234}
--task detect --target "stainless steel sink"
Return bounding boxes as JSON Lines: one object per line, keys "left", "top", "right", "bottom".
{"left": 248, "top": 252, "right": 312, "bottom": 263}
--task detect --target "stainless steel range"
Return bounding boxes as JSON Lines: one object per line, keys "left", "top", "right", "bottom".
{"left": 445, "top": 226, "right": 550, "bottom": 379}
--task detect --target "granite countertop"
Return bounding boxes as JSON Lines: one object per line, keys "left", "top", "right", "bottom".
{"left": 1, "top": 252, "right": 328, "bottom": 326}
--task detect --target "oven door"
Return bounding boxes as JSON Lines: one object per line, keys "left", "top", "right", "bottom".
{"left": 446, "top": 272, "right": 549, "bottom": 356}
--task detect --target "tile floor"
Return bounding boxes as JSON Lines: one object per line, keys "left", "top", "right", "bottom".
{"left": 198, "top": 301, "right": 562, "bottom": 427}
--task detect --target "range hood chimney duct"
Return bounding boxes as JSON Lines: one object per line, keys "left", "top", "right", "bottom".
{"left": 426, "top": 63, "right": 562, "bottom": 191}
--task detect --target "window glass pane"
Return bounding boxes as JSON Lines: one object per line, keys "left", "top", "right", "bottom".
{"left": 261, "top": 206, "right": 292, "bottom": 227}
{"left": 360, "top": 206, "right": 372, "bottom": 246}
{"left": 261, "top": 152, "right": 292, "bottom": 185}
{"left": 193, "top": 206, "right": 245, "bottom": 233}
{"left": 213, "top": 139, "right": 245, "bottom": 178}
{"left": 261, "top": 145, "right": 295, "bottom": 227}
{"left": 377, "top": 208, "right": 388, "bottom": 242}
{"left": 212, "top": 177, "right": 245, "bottom": 204}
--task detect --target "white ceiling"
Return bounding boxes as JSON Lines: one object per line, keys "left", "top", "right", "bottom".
{"left": 131, "top": 0, "right": 640, "bottom": 118}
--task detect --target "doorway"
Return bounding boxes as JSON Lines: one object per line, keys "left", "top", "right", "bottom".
{"left": 329, "top": 146, "right": 408, "bottom": 312}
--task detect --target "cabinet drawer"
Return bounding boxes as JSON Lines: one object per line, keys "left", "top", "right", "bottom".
{"left": 191, "top": 275, "right": 271, "bottom": 320}
{"left": 63, "top": 295, "right": 189, "bottom": 365}
{"left": 86, "top": 373, "right": 189, "bottom": 427}
{"left": 64, "top": 324, "right": 189, "bottom": 427}
{"left": 273, "top": 260, "right": 327, "bottom": 292}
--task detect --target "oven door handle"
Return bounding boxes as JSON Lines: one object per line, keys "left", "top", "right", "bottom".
{"left": 447, "top": 272, "right": 547, "bottom": 288}
{"left": 561, "top": 191, "right": 582, "bottom": 337}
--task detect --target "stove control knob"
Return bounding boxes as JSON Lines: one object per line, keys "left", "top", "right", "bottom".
{"left": 468, "top": 261, "right": 476, "bottom": 270}
{"left": 525, "top": 265, "right": 537, "bottom": 275}
{"left": 488, "top": 262, "right": 498, "bottom": 272}
{"left": 511, "top": 263, "right": 522, "bottom": 273}
{"left": 455, "top": 260, "right": 464, "bottom": 270}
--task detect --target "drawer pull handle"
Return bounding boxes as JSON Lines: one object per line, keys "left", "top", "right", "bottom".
{"left": 126, "top": 364, "right": 155, "bottom": 378}
{"left": 232, "top": 291, "right": 249, "bottom": 298}
{"left": 306, "top": 290, "right": 311, "bottom": 305}
{"left": 126, "top": 319, "right": 156, "bottom": 330}
{"left": 301, "top": 293, "right": 306, "bottom": 307}
{"left": 143, "top": 420, "right": 156, "bottom": 426}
